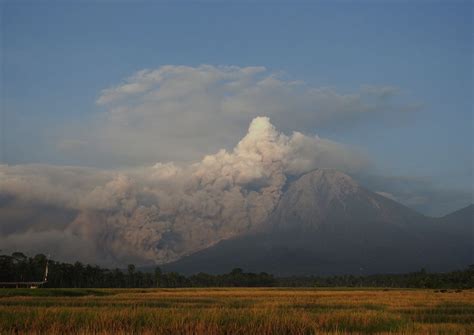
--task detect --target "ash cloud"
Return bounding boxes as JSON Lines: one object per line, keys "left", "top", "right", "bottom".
{"left": 0, "top": 117, "right": 369, "bottom": 266}
{"left": 0, "top": 65, "right": 467, "bottom": 265}
{"left": 58, "top": 65, "right": 416, "bottom": 166}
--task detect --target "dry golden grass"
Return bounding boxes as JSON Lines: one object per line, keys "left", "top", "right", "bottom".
{"left": 0, "top": 288, "right": 472, "bottom": 334}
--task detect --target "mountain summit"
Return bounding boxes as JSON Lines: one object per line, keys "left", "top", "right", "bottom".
{"left": 270, "top": 169, "right": 360, "bottom": 230}
{"left": 164, "top": 169, "right": 472, "bottom": 275}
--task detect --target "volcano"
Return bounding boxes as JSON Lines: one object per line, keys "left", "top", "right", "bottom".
{"left": 163, "top": 169, "right": 473, "bottom": 275}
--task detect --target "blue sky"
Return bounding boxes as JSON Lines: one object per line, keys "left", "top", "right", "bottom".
{"left": 1, "top": 1, "right": 472, "bottom": 214}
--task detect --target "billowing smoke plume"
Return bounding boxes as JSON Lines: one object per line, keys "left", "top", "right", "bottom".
{"left": 0, "top": 117, "right": 368, "bottom": 266}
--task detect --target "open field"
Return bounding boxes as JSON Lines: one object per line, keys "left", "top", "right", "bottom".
{"left": 0, "top": 288, "right": 473, "bottom": 334}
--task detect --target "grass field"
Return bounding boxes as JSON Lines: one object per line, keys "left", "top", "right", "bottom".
{"left": 0, "top": 288, "right": 472, "bottom": 334}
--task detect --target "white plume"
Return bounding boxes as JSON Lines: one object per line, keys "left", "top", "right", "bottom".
{"left": 0, "top": 117, "right": 368, "bottom": 265}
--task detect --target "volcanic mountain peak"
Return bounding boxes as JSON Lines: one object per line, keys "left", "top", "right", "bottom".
{"left": 266, "top": 169, "right": 364, "bottom": 229}
{"left": 163, "top": 170, "right": 472, "bottom": 276}
{"left": 266, "top": 168, "right": 445, "bottom": 243}
{"left": 291, "top": 169, "right": 360, "bottom": 201}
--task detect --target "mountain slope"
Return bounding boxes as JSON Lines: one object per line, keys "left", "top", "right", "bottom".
{"left": 163, "top": 170, "right": 473, "bottom": 276}
{"left": 436, "top": 204, "right": 473, "bottom": 236}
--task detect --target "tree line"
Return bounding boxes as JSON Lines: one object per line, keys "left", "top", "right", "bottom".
{"left": 0, "top": 253, "right": 275, "bottom": 288}
{"left": 278, "top": 266, "right": 474, "bottom": 289}
{"left": 0, "top": 252, "right": 472, "bottom": 288}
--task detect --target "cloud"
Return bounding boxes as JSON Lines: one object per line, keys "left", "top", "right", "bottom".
{"left": 0, "top": 65, "right": 466, "bottom": 265}
{"left": 0, "top": 230, "right": 101, "bottom": 265}
{"left": 0, "top": 164, "right": 115, "bottom": 209}
{"left": 59, "top": 65, "right": 416, "bottom": 166}
{"left": 2, "top": 117, "right": 468, "bottom": 265}
{"left": 362, "top": 175, "right": 472, "bottom": 217}
{"left": 0, "top": 117, "right": 370, "bottom": 266}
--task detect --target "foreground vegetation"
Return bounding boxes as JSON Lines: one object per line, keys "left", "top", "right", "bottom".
{"left": 0, "top": 288, "right": 472, "bottom": 334}
{"left": 1, "top": 253, "right": 473, "bottom": 288}
{"left": 1, "top": 253, "right": 473, "bottom": 334}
